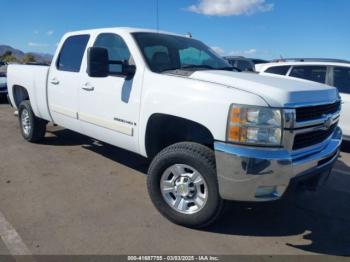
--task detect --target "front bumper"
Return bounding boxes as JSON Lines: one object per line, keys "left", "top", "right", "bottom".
{"left": 214, "top": 127, "right": 342, "bottom": 201}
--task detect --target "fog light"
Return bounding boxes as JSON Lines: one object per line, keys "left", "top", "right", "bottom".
{"left": 255, "top": 186, "right": 277, "bottom": 198}
{"left": 255, "top": 186, "right": 287, "bottom": 198}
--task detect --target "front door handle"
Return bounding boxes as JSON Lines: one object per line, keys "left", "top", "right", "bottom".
{"left": 82, "top": 83, "right": 95, "bottom": 91}
{"left": 50, "top": 78, "right": 60, "bottom": 85}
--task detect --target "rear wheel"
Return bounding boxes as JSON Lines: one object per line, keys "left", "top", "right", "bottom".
{"left": 147, "top": 142, "right": 224, "bottom": 228}
{"left": 18, "top": 100, "right": 46, "bottom": 142}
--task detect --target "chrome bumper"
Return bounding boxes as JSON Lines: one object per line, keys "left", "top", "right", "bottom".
{"left": 214, "top": 127, "right": 342, "bottom": 201}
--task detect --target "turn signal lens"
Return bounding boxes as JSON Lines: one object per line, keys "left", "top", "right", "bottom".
{"left": 227, "top": 105, "right": 283, "bottom": 146}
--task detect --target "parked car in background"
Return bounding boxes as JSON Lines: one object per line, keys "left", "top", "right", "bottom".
{"left": 224, "top": 56, "right": 268, "bottom": 72}
{"left": 257, "top": 59, "right": 350, "bottom": 141}
{"left": 0, "top": 68, "right": 7, "bottom": 98}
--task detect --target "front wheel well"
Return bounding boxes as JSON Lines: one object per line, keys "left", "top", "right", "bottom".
{"left": 12, "top": 85, "right": 30, "bottom": 108}
{"left": 145, "top": 114, "right": 215, "bottom": 158}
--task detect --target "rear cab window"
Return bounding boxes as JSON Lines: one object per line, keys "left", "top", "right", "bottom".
{"left": 289, "top": 66, "right": 327, "bottom": 84}
{"left": 56, "top": 34, "right": 90, "bottom": 72}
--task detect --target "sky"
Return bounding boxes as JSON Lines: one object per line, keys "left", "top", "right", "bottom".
{"left": 0, "top": 0, "right": 349, "bottom": 60}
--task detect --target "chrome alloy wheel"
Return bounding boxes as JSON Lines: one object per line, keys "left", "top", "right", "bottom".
{"left": 160, "top": 164, "right": 208, "bottom": 214}
{"left": 21, "top": 109, "right": 31, "bottom": 136}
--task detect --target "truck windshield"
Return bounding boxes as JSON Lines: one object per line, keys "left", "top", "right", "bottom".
{"left": 133, "top": 32, "right": 233, "bottom": 73}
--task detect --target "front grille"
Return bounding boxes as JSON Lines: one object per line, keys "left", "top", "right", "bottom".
{"left": 293, "top": 123, "right": 337, "bottom": 150}
{"left": 296, "top": 101, "right": 340, "bottom": 122}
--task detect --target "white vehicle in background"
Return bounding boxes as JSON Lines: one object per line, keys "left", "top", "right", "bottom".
{"left": 6, "top": 29, "right": 342, "bottom": 228}
{"left": 257, "top": 59, "right": 350, "bottom": 141}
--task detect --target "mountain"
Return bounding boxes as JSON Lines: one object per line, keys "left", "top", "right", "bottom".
{"left": 26, "top": 52, "right": 53, "bottom": 64}
{"left": 0, "top": 45, "right": 25, "bottom": 59}
{"left": 0, "top": 45, "right": 53, "bottom": 64}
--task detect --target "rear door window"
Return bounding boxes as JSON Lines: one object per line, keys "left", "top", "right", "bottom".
{"left": 289, "top": 66, "right": 327, "bottom": 84}
{"left": 333, "top": 67, "right": 350, "bottom": 94}
{"left": 265, "top": 66, "right": 290, "bottom": 75}
{"left": 57, "top": 35, "right": 90, "bottom": 72}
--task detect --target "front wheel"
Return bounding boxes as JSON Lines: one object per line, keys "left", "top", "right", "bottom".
{"left": 18, "top": 100, "right": 47, "bottom": 142}
{"left": 147, "top": 142, "right": 224, "bottom": 228}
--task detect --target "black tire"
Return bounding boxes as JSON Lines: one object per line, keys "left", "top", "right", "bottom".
{"left": 18, "top": 100, "right": 46, "bottom": 142}
{"left": 147, "top": 142, "right": 225, "bottom": 228}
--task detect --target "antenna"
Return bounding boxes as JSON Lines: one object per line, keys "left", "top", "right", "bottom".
{"left": 156, "top": 0, "right": 159, "bottom": 32}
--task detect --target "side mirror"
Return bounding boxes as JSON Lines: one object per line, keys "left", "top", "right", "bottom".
{"left": 87, "top": 47, "right": 109, "bottom": 77}
{"left": 123, "top": 63, "right": 136, "bottom": 80}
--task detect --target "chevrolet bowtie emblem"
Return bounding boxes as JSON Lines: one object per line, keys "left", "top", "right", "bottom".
{"left": 324, "top": 115, "right": 333, "bottom": 130}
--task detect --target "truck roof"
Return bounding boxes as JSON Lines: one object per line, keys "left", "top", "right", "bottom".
{"left": 64, "top": 27, "right": 187, "bottom": 38}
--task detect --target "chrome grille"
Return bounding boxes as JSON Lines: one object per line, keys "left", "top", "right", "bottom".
{"left": 295, "top": 101, "right": 341, "bottom": 122}
{"left": 283, "top": 101, "right": 341, "bottom": 151}
{"left": 293, "top": 123, "right": 338, "bottom": 150}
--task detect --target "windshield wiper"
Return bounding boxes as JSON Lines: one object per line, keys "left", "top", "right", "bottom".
{"left": 159, "top": 65, "right": 242, "bottom": 73}
{"left": 158, "top": 65, "right": 213, "bottom": 73}
{"left": 181, "top": 65, "right": 242, "bottom": 72}
{"left": 180, "top": 64, "right": 215, "bottom": 70}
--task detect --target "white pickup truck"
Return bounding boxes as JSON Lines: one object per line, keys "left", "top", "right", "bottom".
{"left": 7, "top": 28, "right": 342, "bottom": 228}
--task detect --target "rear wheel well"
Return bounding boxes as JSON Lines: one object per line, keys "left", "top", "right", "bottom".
{"left": 12, "top": 85, "right": 29, "bottom": 108}
{"left": 145, "top": 114, "right": 214, "bottom": 158}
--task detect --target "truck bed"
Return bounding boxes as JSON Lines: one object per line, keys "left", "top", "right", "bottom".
{"left": 7, "top": 64, "right": 51, "bottom": 121}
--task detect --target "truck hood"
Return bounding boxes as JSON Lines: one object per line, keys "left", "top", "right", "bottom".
{"left": 189, "top": 70, "right": 338, "bottom": 107}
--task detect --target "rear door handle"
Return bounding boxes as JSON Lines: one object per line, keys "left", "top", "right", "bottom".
{"left": 82, "top": 83, "right": 95, "bottom": 91}
{"left": 50, "top": 78, "right": 60, "bottom": 85}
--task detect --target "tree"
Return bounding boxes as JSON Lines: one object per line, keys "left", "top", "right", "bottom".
{"left": 22, "top": 54, "right": 36, "bottom": 64}
{"left": 0, "top": 51, "right": 18, "bottom": 63}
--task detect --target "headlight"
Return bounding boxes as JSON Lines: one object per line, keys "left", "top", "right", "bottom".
{"left": 227, "top": 105, "right": 283, "bottom": 146}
